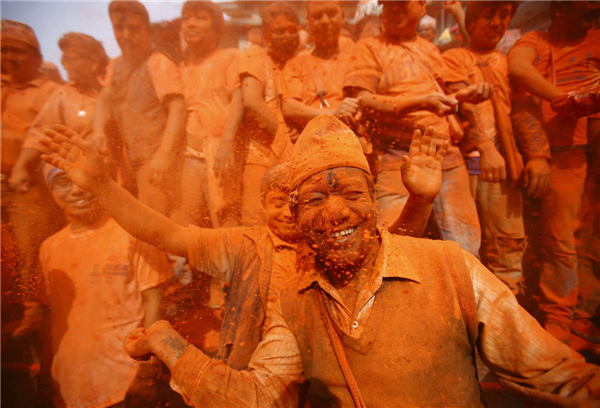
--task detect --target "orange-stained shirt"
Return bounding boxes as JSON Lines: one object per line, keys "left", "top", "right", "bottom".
{"left": 512, "top": 28, "right": 600, "bottom": 147}
{"left": 282, "top": 51, "right": 351, "bottom": 110}
{"left": 1, "top": 74, "right": 59, "bottom": 174}
{"left": 239, "top": 45, "right": 291, "bottom": 167}
{"left": 344, "top": 35, "right": 463, "bottom": 170}
{"left": 180, "top": 48, "right": 240, "bottom": 154}
{"left": 443, "top": 48, "right": 512, "bottom": 153}
{"left": 40, "top": 217, "right": 171, "bottom": 408}
{"left": 23, "top": 82, "right": 99, "bottom": 154}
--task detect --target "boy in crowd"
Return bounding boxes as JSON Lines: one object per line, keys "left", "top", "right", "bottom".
{"left": 176, "top": 0, "right": 243, "bottom": 228}
{"left": 94, "top": 0, "right": 186, "bottom": 216}
{"left": 239, "top": 2, "right": 297, "bottom": 226}
{"left": 508, "top": 0, "right": 600, "bottom": 343}
{"left": 344, "top": 0, "right": 491, "bottom": 256}
{"left": 37, "top": 163, "right": 171, "bottom": 408}
{"left": 40, "top": 120, "right": 446, "bottom": 371}
{"left": 282, "top": 1, "right": 360, "bottom": 135}
{"left": 442, "top": 2, "right": 526, "bottom": 295}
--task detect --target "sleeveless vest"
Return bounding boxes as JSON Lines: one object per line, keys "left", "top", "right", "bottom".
{"left": 218, "top": 227, "right": 274, "bottom": 370}
{"left": 111, "top": 52, "right": 168, "bottom": 166}
{"left": 280, "top": 234, "right": 484, "bottom": 408}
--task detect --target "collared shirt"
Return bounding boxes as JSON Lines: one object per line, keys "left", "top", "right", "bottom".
{"left": 172, "top": 231, "right": 600, "bottom": 408}
{"left": 264, "top": 229, "right": 298, "bottom": 330}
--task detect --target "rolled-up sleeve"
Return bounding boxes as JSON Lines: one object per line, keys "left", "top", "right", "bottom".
{"left": 171, "top": 296, "right": 305, "bottom": 407}
{"left": 463, "top": 252, "right": 600, "bottom": 405}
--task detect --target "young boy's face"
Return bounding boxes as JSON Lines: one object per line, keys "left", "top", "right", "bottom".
{"left": 382, "top": 1, "right": 426, "bottom": 39}
{"left": 263, "top": 14, "right": 299, "bottom": 62}
{"left": 307, "top": 1, "right": 344, "bottom": 49}
{"left": 469, "top": 3, "right": 512, "bottom": 49}
{"left": 263, "top": 187, "right": 300, "bottom": 243}
{"left": 181, "top": 8, "right": 217, "bottom": 50}
{"left": 553, "top": 1, "right": 600, "bottom": 38}
{"left": 50, "top": 173, "right": 104, "bottom": 223}
{"left": 110, "top": 10, "right": 152, "bottom": 59}
{"left": 61, "top": 49, "right": 98, "bottom": 85}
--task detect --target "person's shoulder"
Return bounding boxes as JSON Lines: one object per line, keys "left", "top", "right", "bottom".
{"left": 442, "top": 46, "right": 471, "bottom": 62}
{"left": 514, "top": 30, "right": 545, "bottom": 49}
{"left": 584, "top": 28, "right": 600, "bottom": 48}
{"left": 214, "top": 47, "right": 240, "bottom": 62}
{"left": 355, "top": 35, "right": 383, "bottom": 50}
{"left": 40, "top": 225, "right": 71, "bottom": 255}
{"left": 240, "top": 44, "right": 268, "bottom": 60}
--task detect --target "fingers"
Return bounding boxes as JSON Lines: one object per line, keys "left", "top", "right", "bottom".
{"left": 409, "top": 129, "right": 422, "bottom": 157}
{"left": 40, "top": 154, "right": 71, "bottom": 171}
{"left": 401, "top": 155, "right": 411, "bottom": 172}
{"left": 527, "top": 171, "right": 540, "bottom": 197}
{"left": 428, "top": 130, "right": 437, "bottom": 156}
{"left": 436, "top": 140, "right": 450, "bottom": 162}
{"left": 50, "top": 124, "right": 80, "bottom": 140}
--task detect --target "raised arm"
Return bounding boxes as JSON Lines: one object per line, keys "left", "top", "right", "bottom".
{"left": 40, "top": 125, "right": 189, "bottom": 257}
{"left": 508, "top": 46, "right": 561, "bottom": 102}
{"left": 242, "top": 75, "right": 280, "bottom": 147}
{"left": 388, "top": 127, "right": 448, "bottom": 237}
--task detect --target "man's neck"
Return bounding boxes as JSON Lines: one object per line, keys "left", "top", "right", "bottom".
{"left": 385, "top": 30, "right": 418, "bottom": 44}
{"left": 468, "top": 43, "right": 496, "bottom": 55}
{"left": 312, "top": 41, "right": 340, "bottom": 60}
{"left": 74, "top": 79, "right": 102, "bottom": 94}
{"left": 186, "top": 43, "right": 218, "bottom": 63}
{"left": 11, "top": 70, "right": 40, "bottom": 87}
{"left": 69, "top": 212, "right": 110, "bottom": 231}
{"left": 123, "top": 46, "right": 153, "bottom": 65}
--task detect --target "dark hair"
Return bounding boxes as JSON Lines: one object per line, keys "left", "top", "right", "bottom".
{"left": 182, "top": 1, "right": 225, "bottom": 41}
{"left": 464, "top": 1, "right": 520, "bottom": 34}
{"left": 58, "top": 32, "right": 109, "bottom": 76}
{"left": 261, "top": 2, "right": 299, "bottom": 28}
{"left": 261, "top": 162, "right": 291, "bottom": 204}
{"left": 108, "top": 1, "right": 151, "bottom": 27}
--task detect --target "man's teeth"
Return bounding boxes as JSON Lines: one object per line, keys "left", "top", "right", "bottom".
{"left": 330, "top": 227, "right": 356, "bottom": 238}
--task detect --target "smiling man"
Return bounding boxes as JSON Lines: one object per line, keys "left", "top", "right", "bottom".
{"left": 39, "top": 117, "right": 445, "bottom": 373}
{"left": 44, "top": 116, "right": 600, "bottom": 408}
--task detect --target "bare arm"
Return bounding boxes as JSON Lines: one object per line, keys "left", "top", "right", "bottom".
{"left": 388, "top": 128, "right": 448, "bottom": 237}
{"left": 445, "top": 1, "right": 470, "bottom": 45}
{"left": 142, "top": 288, "right": 162, "bottom": 329}
{"left": 92, "top": 87, "right": 114, "bottom": 151}
{"left": 242, "top": 75, "right": 280, "bottom": 146}
{"left": 147, "top": 95, "right": 187, "bottom": 187}
{"left": 508, "top": 46, "right": 561, "bottom": 102}
{"left": 9, "top": 148, "right": 41, "bottom": 193}
{"left": 214, "top": 88, "right": 244, "bottom": 179}
{"left": 40, "top": 125, "right": 189, "bottom": 257}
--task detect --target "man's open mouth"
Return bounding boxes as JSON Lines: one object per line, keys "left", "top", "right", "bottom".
{"left": 329, "top": 226, "right": 357, "bottom": 239}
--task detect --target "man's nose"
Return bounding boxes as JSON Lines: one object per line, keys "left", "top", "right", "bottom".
{"left": 322, "top": 195, "right": 351, "bottom": 225}
{"left": 70, "top": 184, "right": 88, "bottom": 196}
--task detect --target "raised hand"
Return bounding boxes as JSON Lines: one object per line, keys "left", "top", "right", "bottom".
{"left": 40, "top": 124, "right": 110, "bottom": 192}
{"left": 401, "top": 126, "right": 449, "bottom": 201}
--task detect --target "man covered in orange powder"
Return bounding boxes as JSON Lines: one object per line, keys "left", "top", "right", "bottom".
{"left": 238, "top": 2, "right": 298, "bottom": 226}
{"left": 94, "top": 0, "right": 186, "bottom": 216}
{"left": 106, "top": 115, "right": 599, "bottom": 408}
{"left": 40, "top": 119, "right": 447, "bottom": 371}
{"left": 344, "top": 0, "right": 491, "bottom": 257}
{"left": 508, "top": 0, "right": 600, "bottom": 343}
{"left": 176, "top": 0, "right": 243, "bottom": 228}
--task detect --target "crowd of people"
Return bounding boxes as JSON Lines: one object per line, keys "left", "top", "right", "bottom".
{"left": 2, "top": 1, "right": 600, "bottom": 407}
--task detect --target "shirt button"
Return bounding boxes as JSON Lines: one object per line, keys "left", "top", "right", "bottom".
{"left": 352, "top": 321, "right": 359, "bottom": 329}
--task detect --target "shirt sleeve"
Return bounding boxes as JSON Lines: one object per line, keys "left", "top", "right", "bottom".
{"left": 512, "top": 30, "right": 541, "bottom": 51}
{"left": 280, "top": 56, "right": 303, "bottom": 101}
{"left": 343, "top": 38, "right": 381, "bottom": 94}
{"left": 22, "top": 86, "right": 63, "bottom": 153}
{"left": 170, "top": 295, "right": 305, "bottom": 407}
{"left": 239, "top": 46, "right": 267, "bottom": 85}
{"left": 442, "top": 49, "right": 471, "bottom": 85}
{"left": 226, "top": 50, "right": 241, "bottom": 95}
{"left": 463, "top": 251, "right": 600, "bottom": 405}
{"left": 187, "top": 227, "right": 248, "bottom": 283}
{"left": 147, "top": 52, "right": 184, "bottom": 103}
{"left": 129, "top": 237, "right": 172, "bottom": 292}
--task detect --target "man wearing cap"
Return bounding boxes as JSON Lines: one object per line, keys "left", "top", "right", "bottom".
{"left": 43, "top": 116, "right": 600, "bottom": 407}
{"left": 39, "top": 118, "right": 445, "bottom": 373}
{"left": 417, "top": 14, "right": 436, "bottom": 43}
{"left": 1, "top": 20, "right": 62, "bottom": 302}
{"left": 94, "top": 0, "right": 186, "bottom": 216}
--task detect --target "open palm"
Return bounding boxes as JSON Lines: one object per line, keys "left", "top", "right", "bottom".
{"left": 40, "top": 124, "right": 109, "bottom": 192}
{"left": 401, "top": 127, "right": 448, "bottom": 202}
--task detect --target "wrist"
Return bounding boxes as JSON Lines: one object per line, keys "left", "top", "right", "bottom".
{"left": 407, "top": 192, "right": 436, "bottom": 206}
{"left": 476, "top": 141, "right": 496, "bottom": 154}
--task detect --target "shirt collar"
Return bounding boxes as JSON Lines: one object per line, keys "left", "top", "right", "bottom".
{"left": 267, "top": 227, "right": 298, "bottom": 252}
{"left": 297, "top": 228, "right": 422, "bottom": 293}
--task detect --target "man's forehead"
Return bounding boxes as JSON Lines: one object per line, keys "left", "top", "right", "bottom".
{"left": 300, "top": 168, "right": 368, "bottom": 190}
{"left": 308, "top": 1, "right": 343, "bottom": 12}
{"left": 111, "top": 10, "right": 147, "bottom": 26}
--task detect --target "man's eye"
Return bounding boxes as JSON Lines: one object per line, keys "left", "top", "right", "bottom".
{"left": 326, "top": 9, "right": 339, "bottom": 18}
{"left": 343, "top": 191, "right": 363, "bottom": 200}
{"left": 311, "top": 11, "right": 323, "bottom": 20}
